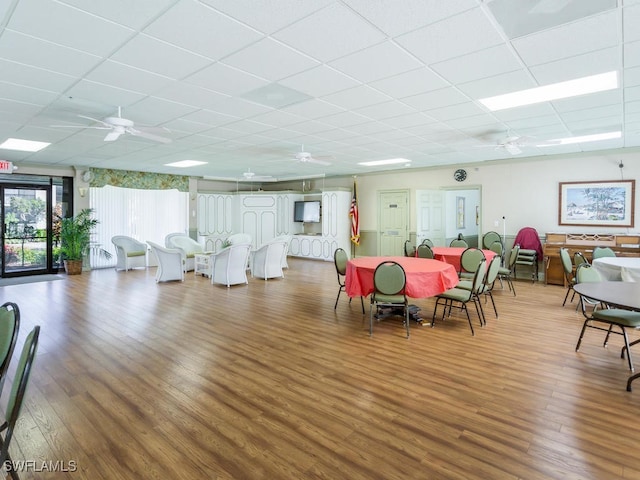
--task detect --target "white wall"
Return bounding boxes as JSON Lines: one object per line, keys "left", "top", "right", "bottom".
{"left": 445, "top": 189, "right": 479, "bottom": 239}
{"left": 354, "top": 149, "right": 640, "bottom": 238}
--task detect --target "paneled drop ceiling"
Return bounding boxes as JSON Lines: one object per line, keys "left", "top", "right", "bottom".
{"left": 0, "top": 0, "right": 639, "bottom": 181}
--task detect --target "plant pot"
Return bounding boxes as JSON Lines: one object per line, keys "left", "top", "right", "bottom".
{"left": 63, "top": 259, "right": 83, "bottom": 275}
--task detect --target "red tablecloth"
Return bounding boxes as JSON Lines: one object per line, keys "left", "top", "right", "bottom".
{"left": 345, "top": 256, "right": 459, "bottom": 299}
{"left": 430, "top": 247, "right": 496, "bottom": 272}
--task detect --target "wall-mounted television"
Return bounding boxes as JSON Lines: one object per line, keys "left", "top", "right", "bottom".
{"left": 294, "top": 200, "right": 321, "bottom": 223}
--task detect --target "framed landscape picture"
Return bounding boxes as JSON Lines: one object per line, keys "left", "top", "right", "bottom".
{"left": 559, "top": 180, "right": 635, "bottom": 227}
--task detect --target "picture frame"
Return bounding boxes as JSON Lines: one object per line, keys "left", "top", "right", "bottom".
{"left": 456, "top": 196, "right": 465, "bottom": 229}
{"left": 558, "top": 180, "right": 635, "bottom": 227}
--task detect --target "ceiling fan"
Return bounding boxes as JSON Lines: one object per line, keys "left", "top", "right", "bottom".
{"left": 292, "top": 145, "right": 332, "bottom": 166}
{"left": 50, "top": 107, "right": 171, "bottom": 144}
{"left": 239, "top": 168, "right": 275, "bottom": 182}
{"left": 475, "top": 134, "right": 537, "bottom": 155}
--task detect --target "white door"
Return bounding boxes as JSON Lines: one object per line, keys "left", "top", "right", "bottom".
{"left": 416, "top": 190, "right": 446, "bottom": 247}
{"left": 378, "top": 190, "right": 408, "bottom": 256}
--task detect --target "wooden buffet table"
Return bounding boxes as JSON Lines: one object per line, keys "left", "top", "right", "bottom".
{"left": 543, "top": 233, "right": 640, "bottom": 286}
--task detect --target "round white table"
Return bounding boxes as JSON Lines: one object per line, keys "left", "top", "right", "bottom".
{"left": 592, "top": 257, "right": 640, "bottom": 282}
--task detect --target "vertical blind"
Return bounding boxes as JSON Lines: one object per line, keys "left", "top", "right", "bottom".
{"left": 90, "top": 185, "right": 189, "bottom": 269}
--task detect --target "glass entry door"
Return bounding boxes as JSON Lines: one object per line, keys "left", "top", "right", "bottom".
{"left": 1, "top": 185, "right": 53, "bottom": 276}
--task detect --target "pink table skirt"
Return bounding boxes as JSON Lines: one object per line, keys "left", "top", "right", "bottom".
{"left": 345, "top": 256, "right": 459, "bottom": 299}
{"left": 430, "top": 247, "right": 496, "bottom": 272}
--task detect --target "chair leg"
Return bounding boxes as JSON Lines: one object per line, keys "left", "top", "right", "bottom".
{"left": 369, "top": 300, "right": 374, "bottom": 336}
{"left": 404, "top": 304, "right": 410, "bottom": 339}
{"left": 562, "top": 286, "right": 572, "bottom": 306}
{"left": 575, "top": 320, "right": 590, "bottom": 351}
{"left": 334, "top": 288, "right": 342, "bottom": 310}
{"left": 621, "top": 327, "right": 634, "bottom": 372}
{"left": 360, "top": 296, "right": 365, "bottom": 314}
{"left": 463, "top": 303, "right": 475, "bottom": 336}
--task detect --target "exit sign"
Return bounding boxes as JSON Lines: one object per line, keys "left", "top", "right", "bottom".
{"left": 0, "top": 160, "right": 13, "bottom": 173}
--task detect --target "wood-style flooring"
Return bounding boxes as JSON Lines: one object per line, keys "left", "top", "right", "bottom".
{"left": 1, "top": 258, "right": 640, "bottom": 479}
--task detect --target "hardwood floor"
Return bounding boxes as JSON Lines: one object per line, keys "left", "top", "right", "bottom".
{"left": 1, "top": 258, "right": 640, "bottom": 479}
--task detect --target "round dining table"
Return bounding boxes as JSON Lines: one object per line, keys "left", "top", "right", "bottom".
{"left": 345, "top": 256, "right": 459, "bottom": 299}
{"left": 592, "top": 257, "right": 640, "bottom": 282}
{"left": 430, "top": 246, "right": 497, "bottom": 272}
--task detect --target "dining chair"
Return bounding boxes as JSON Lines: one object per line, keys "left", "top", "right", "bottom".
{"left": 403, "top": 240, "right": 416, "bottom": 257}
{"left": 482, "top": 231, "right": 501, "bottom": 250}
{"left": 449, "top": 239, "right": 468, "bottom": 248}
{"left": 370, "top": 261, "right": 410, "bottom": 338}
{"left": 592, "top": 246, "right": 616, "bottom": 259}
{"left": 575, "top": 264, "right": 640, "bottom": 374}
{"left": 559, "top": 247, "right": 576, "bottom": 306}
{"left": 420, "top": 238, "right": 434, "bottom": 248}
{"left": 0, "top": 303, "right": 20, "bottom": 400}
{"left": 416, "top": 244, "right": 434, "bottom": 259}
{"left": 573, "top": 251, "right": 589, "bottom": 268}
{"left": 459, "top": 247, "right": 485, "bottom": 279}
{"left": 432, "top": 258, "right": 487, "bottom": 335}
{"left": 333, "top": 248, "right": 364, "bottom": 314}
{"left": 0, "top": 325, "right": 40, "bottom": 480}
{"left": 497, "top": 245, "right": 519, "bottom": 296}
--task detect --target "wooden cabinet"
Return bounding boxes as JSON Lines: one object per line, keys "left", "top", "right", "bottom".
{"left": 543, "top": 233, "right": 640, "bottom": 285}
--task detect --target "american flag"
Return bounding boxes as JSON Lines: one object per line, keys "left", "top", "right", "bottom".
{"left": 350, "top": 182, "right": 360, "bottom": 246}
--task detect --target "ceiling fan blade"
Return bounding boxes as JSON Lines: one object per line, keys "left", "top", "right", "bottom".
{"left": 49, "top": 124, "right": 111, "bottom": 129}
{"left": 305, "top": 157, "right": 331, "bottom": 166}
{"left": 104, "top": 130, "right": 123, "bottom": 142}
{"left": 127, "top": 127, "right": 171, "bottom": 144}
{"left": 78, "top": 114, "right": 112, "bottom": 128}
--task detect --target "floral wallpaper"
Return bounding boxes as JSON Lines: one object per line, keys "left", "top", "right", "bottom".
{"left": 89, "top": 168, "right": 189, "bottom": 192}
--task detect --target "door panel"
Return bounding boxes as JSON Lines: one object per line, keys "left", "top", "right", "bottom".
{"left": 378, "top": 190, "right": 408, "bottom": 256}
{"left": 416, "top": 190, "right": 445, "bottom": 247}
{"left": 2, "top": 186, "right": 50, "bottom": 275}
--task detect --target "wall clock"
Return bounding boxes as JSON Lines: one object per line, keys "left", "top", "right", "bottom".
{"left": 453, "top": 168, "right": 467, "bottom": 182}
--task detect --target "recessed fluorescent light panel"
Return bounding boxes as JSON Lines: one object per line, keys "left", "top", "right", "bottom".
{"left": 165, "top": 160, "right": 208, "bottom": 168}
{"left": 0, "top": 138, "right": 50, "bottom": 152}
{"left": 539, "top": 131, "right": 621, "bottom": 146}
{"left": 358, "top": 158, "right": 411, "bottom": 167}
{"left": 479, "top": 71, "right": 618, "bottom": 111}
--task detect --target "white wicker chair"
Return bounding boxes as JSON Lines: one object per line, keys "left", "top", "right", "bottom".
{"left": 111, "top": 235, "right": 147, "bottom": 271}
{"left": 251, "top": 240, "right": 288, "bottom": 280}
{"left": 165, "top": 233, "right": 205, "bottom": 272}
{"left": 210, "top": 244, "right": 252, "bottom": 287}
{"left": 147, "top": 241, "right": 184, "bottom": 283}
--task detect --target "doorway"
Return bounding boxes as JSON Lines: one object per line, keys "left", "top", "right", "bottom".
{"left": 378, "top": 190, "right": 409, "bottom": 256}
{"left": 0, "top": 176, "right": 67, "bottom": 277}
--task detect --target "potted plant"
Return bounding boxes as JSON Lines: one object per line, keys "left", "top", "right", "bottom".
{"left": 58, "top": 208, "right": 111, "bottom": 274}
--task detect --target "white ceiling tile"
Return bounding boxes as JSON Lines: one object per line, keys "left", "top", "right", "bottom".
{"left": 9, "top": 0, "right": 134, "bottom": 56}
{"left": 0, "top": 31, "right": 101, "bottom": 76}
{"left": 282, "top": 99, "right": 344, "bottom": 119}
{"left": 530, "top": 47, "right": 620, "bottom": 85}
{"left": 431, "top": 45, "right": 522, "bottom": 84}
{"left": 624, "top": 40, "right": 640, "bottom": 68}
{"left": 64, "top": 80, "right": 148, "bottom": 109}
{"left": 396, "top": 7, "right": 503, "bottom": 65}
{"left": 329, "top": 41, "right": 423, "bottom": 83}
{"left": 446, "top": 114, "right": 503, "bottom": 130}
{"left": 58, "top": 0, "right": 179, "bottom": 29}
{"left": 0, "top": 59, "right": 76, "bottom": 93}
{"left": 380, "top": 113, "right": 437, "bottom": 129}
{"left": 322, "top": 85, "right": 391, "bottom": 110}
{"left": 119, "top": 97, "right": 199, "bottom": 125}
{"left": 222, "top": 38, "right": 320, "bottom": 81}
{"left": 402, "top": 87, "right": 469, "bottom": 111}
{"left": 0, "top": 82, "right": 59, "bottom": 106}
{"left": 203, "top": 97, "right": 272, "bottom": 119}
{"left": 144, "top": 1, "right": 263, "bottom": 60}
{"left": 491, "top": 103, "right": 557, "bottom": 121}
{"left": 626, "top": 84, "right": 640, "bottom": 102}
{"left": 512, "top": 10, "right": 618, "bottom": 66}
{"left": 153, "top": 82, "right": 229, "bottom": 110}
{"left": 110, "top": 34, "right": 212, "bottom": 79}
{"left": 198, "top": 0, "right": 333, "bottom": 34}
{"left": 457, "top": 70, "right": 535, "bottom": 99}
{"left": 86, "top": 61, "right": 174, "bottom": 95}
{"left": 624, "top": 4, "right": 640, "bottom": 42}
{"left": 279, "top": 65, "right": 360, "bottom": 98}
{"left": 273, "top": 3, "right": 386, "bottom": 62}
{"left": 185, "top": 63, "right": 268, "bottom": 96}
{"left": 343, "top": 0, "right": 477, "bottom": 37}
{"left": 181, "top": 110, "right": 238, "bottom": 126}
{"left": 626, "top": 65, "right": 640, "bottom": 87}
{"left": 552, "top": 89, "right": 622, "bottom": 112}
{"left": 314, "top": 111, "right": 372, "bottom": 128}
{"left": 559, "top": 105, "right": 621, "bottom": 123}
{"left": 249, "top": 110, "right": 305, "bottom": 128}
{"left": 345, "top": 121, "right": 396, "bottom": 135}
{"left": 354, "top": 101, "right": 416, "bottom": 120}
{"left": 369, "top": 68, "right": 449, "bottom": 99}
